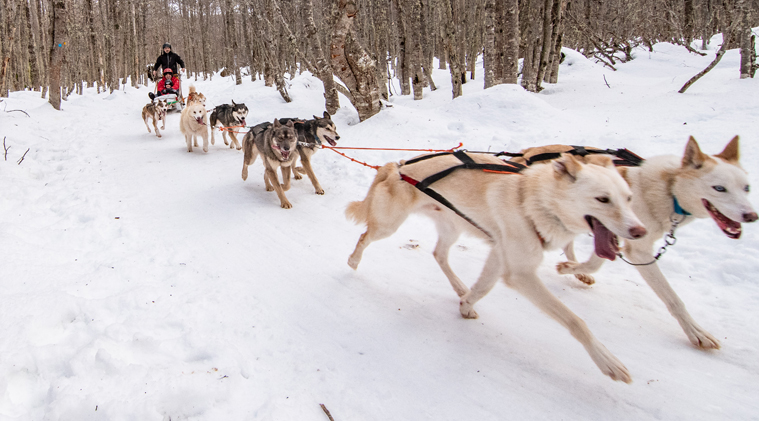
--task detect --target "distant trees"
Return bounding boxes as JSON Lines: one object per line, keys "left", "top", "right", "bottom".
{"left": 0, "top": 0, "right": 757, "bottom": 116}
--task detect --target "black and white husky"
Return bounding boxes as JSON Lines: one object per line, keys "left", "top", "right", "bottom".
{"left": 209, "top": 101, "right": 249, "bottom": 150}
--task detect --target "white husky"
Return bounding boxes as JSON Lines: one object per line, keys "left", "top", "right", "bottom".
{"left": 346, "top": 152, "right": 646, "bottom": 382}
{"left": 179, "top": 102, "right": 209, "bottom": 153}
{"left": 557, "top": 136, "right": 756, "bottom": 349}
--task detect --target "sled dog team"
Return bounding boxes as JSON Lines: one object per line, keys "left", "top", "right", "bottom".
{"left": 142, "top": 86, "right": 756, "bottom": 383}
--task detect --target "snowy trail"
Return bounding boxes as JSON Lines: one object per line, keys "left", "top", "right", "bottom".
{"left": 1, "top": 42, "right": 759, "bottom": 420}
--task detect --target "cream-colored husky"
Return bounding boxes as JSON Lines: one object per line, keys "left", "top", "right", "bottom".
{"left": 346, "top": 152, "right": 646, "bottom": 382}
{"left": 179, "top": 101, "right": 209, "bottom": 153}
{"left": 556, "top": 136, "right": 756, "bottom": 349}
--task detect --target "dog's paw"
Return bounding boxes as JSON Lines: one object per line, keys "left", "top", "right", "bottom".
{"left": 236, "top": 146, "right": 242, "bottom": 151}
{"left": 347, "top": 256, "right": 360, "bottom": 270}
{"left": 459, "top": 301, "right": 479, "bottom": 319}
{"left": 575, "top": 274, "right": 595, "bottom": 285}
{"left": 281, "top": 201, "right": 293, "bottom": 209}
{"left": 211, "top": 139, "right": 215, "bottom": 145}
{"left": 203, "top": 146, "right": 208, "bottom": 153}
{"left": 684, "top": 323, "right": 721, "bottom": 350}
{"left": 224, "top": 140, "right": 229, "bottom": 146}
{"left": 294, "top": 173, "right": 303, "bottom": 180}
{"left": 157, "top": 134, "right": 162, "bottom": 138}
{"left": 556, "top": 261, "right": 580, "bottom": 274}
{"left": 589, "top": 344, "right": 632, "bottom": 383}
{"left": 265, "top": 185, "right": 274, "bottom": 192}
{"left": 315, "top": 188, "right": 325, "bottom": 195}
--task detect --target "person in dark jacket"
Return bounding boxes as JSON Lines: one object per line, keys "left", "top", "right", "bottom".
{"left": 153, "top": 43, "right": 185, "bottom": 78}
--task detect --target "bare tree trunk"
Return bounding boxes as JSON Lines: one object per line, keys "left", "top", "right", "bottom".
{"left": 440, "top": 0, "right": 463, "bottom": 98}
{"left": 392, "top": 0, "right": 411, "bottom": 95}
{"left": 409, "top": 0, "right": 425, "bottom": 99}
{"left": 736, "top": 0, "right": 752, "bottom": 79}
{"left": 330, "top": 0, "right": 382, "bottom": 121}
{"left": 502, "top": 0, "right": 519, "bottom": 84}
{"left": 49, "top": 0, "right": 67, "bottom": 110}
{"left": 304, "top": 0, "right": 339, "bottom": 114}
{"left": 679, "top": 19, "right": 738, "bottom": 93}
{"left": 24, "top": 0, "right": 41, "bottom": 89}
{"left": 534, "top": 0, "right": 554, "bottom": 91}
{"left": 483, "top": 0, "right": 498, "bottom": 88}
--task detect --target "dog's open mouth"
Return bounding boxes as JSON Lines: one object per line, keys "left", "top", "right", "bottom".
{"left": 323, "top": 135, "right": 337, "bottom": 147}
{"left": 238, "top": 118, "right": 246, "bottom": 127}
{"left": 703, "top": 199, "right": 741, "bottom": 239}
{"left": 280, "top": 150, "right": 290, "bottom": 160}
{"left": 195, "top": 117, "right": 206, "bottom": 125}
{"left": 586, "top": 215, "right": 619, "bottom": 260}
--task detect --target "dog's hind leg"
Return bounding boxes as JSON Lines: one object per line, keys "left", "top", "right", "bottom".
{"left": 347, "top": 200, "right": 412, "bottom": 270}
{"left": 556, "top": 242, "right": 598, "bottom": 285}
{"left": 432, "top": 218, "right": 467, "bottom": 297}
{"left": 241, "top": 138, "right": 258, "bottom": 180}
{"left": 211, "top": 125, "right": 216, "bottom": 145}
{"left": 626, "top": 242, "right": 720, "bottom": 349}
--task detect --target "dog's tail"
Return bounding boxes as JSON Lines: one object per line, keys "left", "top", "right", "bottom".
{"left": 189, "top": 84, "right": 197, "bottom": 94}
{"left": 345, "top": 162, "right": 399, "bottom": 225}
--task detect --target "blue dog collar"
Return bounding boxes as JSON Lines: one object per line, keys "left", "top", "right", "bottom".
{"left": 673, "top": 196, "right": 691, "bottom": 216}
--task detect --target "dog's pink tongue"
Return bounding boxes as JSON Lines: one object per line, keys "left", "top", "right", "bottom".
{"left": 589, "top": 216, "right": 619, "bottom": 261}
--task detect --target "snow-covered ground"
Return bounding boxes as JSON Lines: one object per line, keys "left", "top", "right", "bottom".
{"left": 1, "top": 35, "right": 758, "bottom": 420}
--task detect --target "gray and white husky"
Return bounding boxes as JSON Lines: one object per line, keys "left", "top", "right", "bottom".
{"left": 210, "top": 101, "right": 249, "bottom": 150}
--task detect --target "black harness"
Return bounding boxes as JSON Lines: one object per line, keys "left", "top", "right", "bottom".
{"left": 511, "top": 145, "right": 644, "bottom": 167}
{"left": 399, "top": 147, "right": 644, "bottom": 240}
{"left": 400, "top": 150, "right": 526, "bottom": 239}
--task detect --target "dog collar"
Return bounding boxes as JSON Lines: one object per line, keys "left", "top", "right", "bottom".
{"left": 672, "top": 196, "right": 691, "bottom": 216}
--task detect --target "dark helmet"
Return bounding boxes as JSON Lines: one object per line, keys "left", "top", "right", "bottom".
{"left": 163, "top": 68, "right": 173, "bottom": 74}
{"left": 162, "top": 43, "right": 171, "bottom": 50}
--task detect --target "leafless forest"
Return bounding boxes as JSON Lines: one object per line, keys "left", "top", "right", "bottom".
{"left": 1, "top": 0, "right": 757, "bottom": 118}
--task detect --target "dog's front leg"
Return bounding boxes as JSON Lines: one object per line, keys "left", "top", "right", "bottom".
{"left": 265, "top": 167, "right": 292, "bottom": 209}
{"left": 230, "top": 132, "right": 241, "bottom": 150}
{"left": 153, "top": 117, "right": 162, "bottom": 138}
{"left": 459, "top": 249, "right": 501, "bottom": 318}
{"left": 144, "top": 117, "right": 152, "bottom": 133}
{"left": 300, "top": 154, "right": 324, "bottom": 195}
{"left": 626, "top": 242, "right": 720, "bottom": 349}
{"left": 281, "top": 165, "right": 292, "bottom": 191}
{"left": 432, "top": 218, "right": 467, "bottom": 296}
{"left": 556, "top": 243, "right": 601, "bottom": 285}
{"left": 507, "top": 266, "right": 632, "bottom": 383}
{"left": 185, "top": 134, "right": 193, "bottom": 152}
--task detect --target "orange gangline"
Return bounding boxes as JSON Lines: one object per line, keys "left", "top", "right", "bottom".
{"left": 321, "top": 142, "right": 463, "bottom": 170}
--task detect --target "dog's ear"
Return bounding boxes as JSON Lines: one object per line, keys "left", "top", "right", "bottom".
{"left": 682, "top": 136, "right": 709, "bottom": 169}
{"left": 313, "top": 115, "right": 320, "bottom": 120}
{"left": 553, "top": 154, "right": 582, "bottom": 182}
{"left": 286, "top": 119, "right": 295, "bottom": 127}
{"left": 232, "top": 100, "right": 237, "bottom": 106}
{"left": 715, "top": 135, "right": 740, "bottom": 163}
{"left": 273, "top": 119, "right": 281, "bottom": 127}
{"left": 323, "top": 111, "right": 330, "bottom": 119}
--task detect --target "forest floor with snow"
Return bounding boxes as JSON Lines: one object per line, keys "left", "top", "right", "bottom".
{"left": 1, "top": 36, "right": 758, "bottom": 420}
